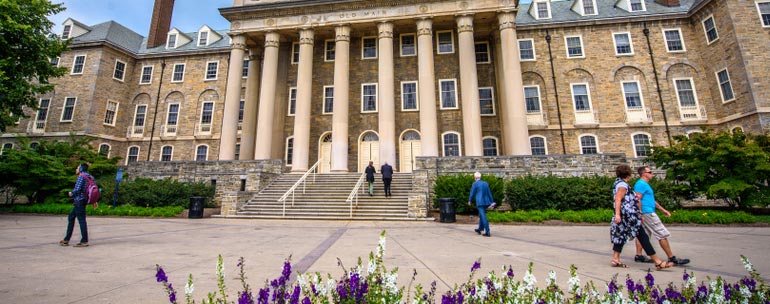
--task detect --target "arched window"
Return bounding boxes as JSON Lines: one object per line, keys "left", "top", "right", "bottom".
{"left": 632, "top": 133, "right": 651, "bottom": 157}
{"left": 579, "top": 135, "right": 598, "bottom": 154}
{"left": 442, "top": 132, "right": 461, "bottom": 156}
{"left": 195, "top": 145, "right": 208, "bottom": 161}
{"left": 731, "top": 126, "right": 743, "bottom": 134}
{"left": 98, "top": 144, "right": 110, "bottom": 157}
{"left": 482, "top": 137, "right": 498, "bottom": 156}
{"left": 530, "top": 136, "right": 547, "bottom": 155}
{"left": 126, "top": 146, "right": 140, "bottom": 164}
{"left": 161, "top": 145, "right": 173, "bottom": 161}
{"left": 1, "top": 143, "right": 13, "bottom": 155}
{"left": 29, "top": 142, "right": 40, "bottom": 150}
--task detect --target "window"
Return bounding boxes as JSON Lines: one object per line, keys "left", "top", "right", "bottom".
{"left": 291, "top": 42, "right": 299, "bottom": 64}
{"left": 35, "top": 99, "right": 50, "bottom": 129}
{"left": 758, "top": 2, "right": 770, "bottom": 27}
{"left": 622, "top": 81, "right": 643, "bottom": 109}
{"left": 195, "top": 145, "right": 208, "bottom": 161}
{"left": 238, "top": 100, "right": 245, "bottom": 126}
{"left": 579, "top": 135, "right": 598, "bottom": 154}
{"left": 242, "top": 59, "right": 249, "bottom": 78}
{"left": 629, "top": 0, "right": 645, "bottom": 11}
{"left": 674, "top": 78, "right": 698, "bottom": 107}
{"left": 565, "top": 36, "right": 584, "bottom": 58}
{"left": 127, "top": 146, "right": 139, "bottom": 164}
{"left": 205, "top": 61, "right": 218, "bottom": 80}
{"left": 62, "top": 25, "right": 71, "bottom": 39}
{"left": 29, "top": 142, "right": 39, "bottom": 149}
{"left": 703, "top": 16, "right": 719, "bottom": 44}
{"left": 613, "top": 33, "right": 633, "bottom": 55}
{"left": 479, "top": 87, "right": 495, "bottom": 115}
{"left": 1, "top": 143, "right": 13, "bottom": 155}
{"left": 50, "top": 57, "right": 60, "bottom": 67}
{"left": 287, "top": 87, "right": 297, "bottom": 116}
{"left": 482, "top": 137, "right": 498, "bottom": 156}
{"left": 200, "top": 102, "right": 214, "bottom": 125}
{"left": 235, "top": 143, "right": 240, "bottom": 160}
{"left": 475, "top": 42, "right": 490, "bottom": 64}
{"left": 71, "top": 55, "right": 86, "bottom": 74}
{"left": 439, "top": 79, "right": 458, "bottom": 109}
{"left": 160, "top": 146, "right": 173, "bottom": 161}
{"left": 518, "top": 39, "right": 536, "bottom": 61}
{"left": 172, "top": 64, "right": 185, "bottom": 82}
{"left": 716, "top": 69, "right": 735, "bottom": 102}
{"left": 140, "top": 66, "right": 153, "bottom": 84}
{"left": 362, "top": 37, "right": 377, "bottom": 59}
{"left": 325, "top": 40, "right": 335, "bottom": 61}
{"left": 663, "top": 29, "right": 685, "bottom": 52}
{"left": 104, "top": 100, "right": 118, "bottom": 125}
{"left": 732, "top": 126, "right": 744, "bottom": 133}
{"left": 361, "top": 84, "right": 378, "bottom": 112}
{"left": 400, "top": 34, "right": 416, "bottom": 56}
{"left": 571, "top": 84, "right": 591, "bottom": 111}
{"left": 60, "top": 97, "right": 76, "bottom": 122}
{"left": 134, "top": 105, "right": 147, "bottom": 127}
{"left": 323, "top": 86, "right": 334, "bottom": 114}
{"left": 401, "top": 81, "right": 418, "bottom": 111}
{"left": 198, "top": 31, "right": 209, "bottom": 46}
{"left": 436, "top": 31, "right": 454, "bottom": 54}
{"left": 166, "top": 103, "right": 180, "bottom": 132}
{"left": 285, "top": 137, "right": 294, "bottom": 166}
{"left": 632, "top": 134, "right": 651, "bottom": 157}
{"left": 524, "top": 86, "right": 541, "bottom": 113}
{"left": 113, "top": 60, "right": 126, "bottom": 81}
{"left": 98, "top": 144, "right": 110, "bottom": 157}
{"left": 583, "top": 0, "right": 597, "bottom": 15}
{"left": 167, "top": 33, "right": 177, "bottom": 48}
{"left": 442, "top": 132, "right": 461, "bottom": 156}
{"left": 536, "top": 1, "right": 551, "bottom": 19}
{"left": 530, "top": 136, "right": 547, "bottom": 155}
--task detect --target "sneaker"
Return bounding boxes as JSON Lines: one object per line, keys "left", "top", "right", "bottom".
{"left": 634, "top": 255, "right": 653, "bottom": 263}
{"left": 59, "top": 240, "right": 69, "bottom": 246}
{"left": 474, "top": 229, "right": 482, "bottom": 235}
{"left": 73, "top": 242, "right": 89, "bottom": 247}
{"left": 669, "top": 256, "right": 690, "bottom": 265}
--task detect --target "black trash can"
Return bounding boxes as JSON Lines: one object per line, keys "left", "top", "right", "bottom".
{"left": 439, "top": 198, "right": 456, "bottom": 223}
{"left": 189, "top": 197, "right": 205, "bottom": 219}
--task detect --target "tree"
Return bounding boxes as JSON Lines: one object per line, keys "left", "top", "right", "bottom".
{"left": 646, "top": 130, "right": 770, "bottom": 208}
{"left": 0, "top": 0, "right": 68, "bottom": 132}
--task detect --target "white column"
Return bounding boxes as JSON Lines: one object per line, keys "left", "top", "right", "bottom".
{"left": 378, "top": 22, "right": 396, "bottom": 167}
{"left": 239, "top": 48, "right": 262, "bottom": 160}
{"left": 219, "top": 34, "right": 247, "bottom": 160}
{"left": 456, "top": 15, "right": 483, "bottom": 156}
{"left": 331, "top": 25, "right": 351, "bottom": 172}
{"left": 291, "top": 28, "right": 314, "bottom": 172}
{"left": 254, "top": 32, "right": 280, "bottom": 160}
{"left": 498, "top": 12, "right": 530, "bottom": 155}
{"left": 416, "top": 18, "right": 439, "bottom": 156}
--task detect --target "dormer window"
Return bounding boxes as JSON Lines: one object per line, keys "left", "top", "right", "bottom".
{"left": 198, "top": 31, "right": 209, "bottom": 46}
{"left": 62, "top": 25, "right": 71, "bottom": 39}
{"left": 535, "top": 1, "right": 551, "bottom": 19}
{"left": 167, "top": 33, "right": 177, "bottom": 48}
{"left": 629, "top": 0, "right": 645, "bottom": 12}
{"left": 583, "top": 0, "right": 597, "bottom": 15}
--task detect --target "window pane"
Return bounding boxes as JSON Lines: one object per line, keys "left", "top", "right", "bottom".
{"left": 524, "top": 87, "right": 540, "bottom": 112}
{"left": 201, "top": 103, "right": 213, "bottom": 124}
{"left": 761, "top": 3, "right": 770, "bottom": 26}
{"left": 519, "top": 40, "right": 534, "bottom": 60}
{"left": 530, "top": 137, "right": 546, "bottom": 155}
{"left": 62, "top": 97, "right": 76, "bottom": 121}
{"left": 573, "top": 85, "right": 590, "bottom": 110}
{"left": 479, "top": 88, "right": 494, "bottom": 115}
{"left": 675, "top": 79, "right": 696, "bottom": 107}
{"left": 167, "top": 104, "right": 179, "bottom": 125}
{"left": 482, "top": 138, "right": 497, "bottom": 156}
{"left": 402, "top": 82, "right": 417, "bottom": 110}
{"left": 583, "top": 0, "right": 595, "bottom": 14}
{"left": 623, "top": 82, "right": 642, "bottom": 108}
{"left": 438, "top": 32, "right": 453, "bottom": 53}
{"left": 718, "top": 70, "right": 734, "bottom": 100}
{"left": 196, "top": 146, "right": 208, "bottom": 161}
{"left": 324, "top": 87, "right": 334, "bottom": 113}
{"left": 128, "top": 147, "right": 139, "bottom": 163}
{"left": 580, "top": 136, "right": 598, "bottom": 154}
{"left": 325, "top": 41, "right": 335, "bottom": 61}
{"left": 440, "top": 81, "right": 456, "bottom": 108}
{"left": 363, "top": 38, "right": 377, "bottom": 58}
{"left": 567, "top": 37, "right": 583, "bottom": 57}
{"left": 633, "top": 134, "right": 651, "bottom": 157}
{"left": 664, "top": 30, "right": 683, "bottom": 51}
{"left": 401, "top": 35, "right": 415, "bottom": 55}
{"left": 614, "top": 34, "right": 631, "bottom": 54}
{"left": 141, "top": 66, "right": 153, "bottom": 83}
{"left": 206, "top": 62, "right": 218, "bottom": 79}
{"left": 288, "top": 88, "right": 297, "bottom": 115}
{"left": 134, "top": 106, "right": 146, "bottom": 126}
{"left": 443, "top": 133, "right": 459, "bottom": 156}
{"left": 475, "top": 43, "right": 489, "bottom": 63}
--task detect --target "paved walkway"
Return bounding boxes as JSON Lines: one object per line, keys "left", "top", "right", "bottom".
{"left": 1, "top": 215, "right": 768, "bottom": 303}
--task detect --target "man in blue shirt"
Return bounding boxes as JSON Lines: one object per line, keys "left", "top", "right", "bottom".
{"left": 468, "top": 172, "right": 495, "bottom": 237}
{"left": 634, "top": 166, "right": 690, "bottom": 265}
{"left": 60, "top": 163, "right": 91, "bottom": 247}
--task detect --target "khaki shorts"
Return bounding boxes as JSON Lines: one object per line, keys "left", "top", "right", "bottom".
{"left": 642, "top": 213, "right": 671, "bottom": 240}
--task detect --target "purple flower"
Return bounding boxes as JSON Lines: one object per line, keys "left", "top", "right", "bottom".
{"left": 301, "top": 297, "right": 311, "bottom": 304}
{"left": 238, "top": 291, "right": 253, "bottom": 304}
{"left": 645, "top": 272, "right": 655, "bottom": 287}
{"left": 724, "top": 284, "right": 732, "bottom": 300}
{"left": 471, "top": 261, "right": 481, "bottom": 272}
{"left": 506, "top": 267, "right": 514, "bottom": 277}
{"left": 168, "top": 290, "right": 176, "bottom": 303}
{"left": 625, "top": 279, "right": 635, "bottom": 292}
{"left": 257, "top": 288, "right": 269, "bottom": 304}
{"left": 156, "top": 266, "right": 168, "bottom": 283}
{"left": 290, "top": 285, "right": 300, "bottom": 304}
{"left": 695, "top": 285, "right": 708, "bottom": 300}
{"left": 536, "top": 300, "right": 546, "bottom": 304}
{"left": 608, "top": 280, "right": 618, "bottom": 294}
{"left": 682, "top": 272, "right": 690, "bottom": 281}
{"left": 741, "top": 277, "right": 757, "bottom": 291}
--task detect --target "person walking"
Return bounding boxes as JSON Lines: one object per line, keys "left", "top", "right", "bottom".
{"left": 60, "top": 163, "right": 91, "bottom": 247}
{"left": 365, "top": 161, "right": 376, "bottom": 196}
{"left": 381, "top": 162, "right": 393, "bottom": 197}
{"left": 610, "top": 165, "right": 672, "bottom": 269}
{"left": 467, "top": 172, "right": 494, "bottom": 237}
{"left": 634, "top": 166, "right": 691, "bottom": 266}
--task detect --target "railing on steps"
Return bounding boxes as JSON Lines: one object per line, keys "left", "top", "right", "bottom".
{"left": 277, "top": 160, "right": 320, "bottom": 217}
{"left": 345, "top": 173, "right": 366, "bottom": 218}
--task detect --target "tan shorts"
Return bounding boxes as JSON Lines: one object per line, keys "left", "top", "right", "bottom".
{"left": 642, "top": 213, "right": 671, "bottom": 240}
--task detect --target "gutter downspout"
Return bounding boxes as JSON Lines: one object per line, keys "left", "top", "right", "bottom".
{"left": 147, "top": 60, "right": 166, "bottom": 161}
{"left": 643, "top": 22, "right": 673, "bottom": 146}
{"left": 545, "top": 29, "right": 566, "bottom": 154}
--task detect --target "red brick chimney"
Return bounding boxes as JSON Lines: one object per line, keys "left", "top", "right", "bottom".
{"left": 147, "top": 0, "right": 175, "bottom": 48}
{"left": 655, "top": 0, "right": 680, "bottom": 7}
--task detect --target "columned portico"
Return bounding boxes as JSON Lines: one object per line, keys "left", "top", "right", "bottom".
{"left": 331, "top": 25, "right": 351, "bottom": 172}
{"left": 416, "top": 18, "right": 439, "bottom": 157}
{"left": 497, "top": 12, "right": 530, "bottom": 155}
{"left": 377, "top": 21, "right": 396, "bottom": 167}
{"left": 254, "top": 32, "right": 280, "bottom": 160}
{"left": 291, "top": 28, "right": 315, "bottom": 172}
{"left": 219, "top": 34, "right": 247, "bottom": 160}
{"left": 456, "top": 15, "right": 483, "bottom": 156}
{"left": 239, "top": 48, "right": 262, "bottom": 160}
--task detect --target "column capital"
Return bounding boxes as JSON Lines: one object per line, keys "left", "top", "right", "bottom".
{"left": 416, "top": 18, "right": 433, "bottom": 37}
{"left": 230, "top": 34, "right": 247, "bottom": 51}
{"left": 497, "top": 11, "right": 516, "bottom": 30}
{"left": 335, "top": 25, "right": 351, "bottom": 42}
{"left": 456, "top": 15, "right": 474, "bottom": 33}
{"left": 299, "top": 28, "right": 314, "bottom": 45}
{"left": 378, "top": 22, "right": 394, "bottom": 39}
{"left": 249, "top": 47, "right": 263, "bottom": 61}
{"left": 264, "top": 32, "right": 281, "bottom": 48}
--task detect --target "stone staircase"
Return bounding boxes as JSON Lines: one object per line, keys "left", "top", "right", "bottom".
{"left": 231, "top": 173, "right": 424, "bottom": 220}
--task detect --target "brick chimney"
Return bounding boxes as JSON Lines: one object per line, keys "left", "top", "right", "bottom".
{"left": 655, "top": 0, "right": 680, "bottom": 7}
{"left": 147, "top": 0, "right": 175, "bottom": 48}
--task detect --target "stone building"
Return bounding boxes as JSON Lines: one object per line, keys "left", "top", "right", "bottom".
{"left": 2, "top": 0, "right": 770, "bottom": 174}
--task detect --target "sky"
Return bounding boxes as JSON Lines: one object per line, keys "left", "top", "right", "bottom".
{"left": 49, "top": 0, "right": 232, "bottom": 36}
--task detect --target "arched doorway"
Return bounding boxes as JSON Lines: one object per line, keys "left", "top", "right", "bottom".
{"left": 318, "top": 132, "right": 332, "bottom": 173}
{"left": 358, "top": 131, "right": 379, "bottom": 172}
{"left": 399, "top": 130, "right": 421, "bottom": 172}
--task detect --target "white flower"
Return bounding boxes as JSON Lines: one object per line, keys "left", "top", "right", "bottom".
{"left": 546, "top": 270, "right": 557, "bottom": 286}
{"left": 568, "top": 275, "right": 581, "bottom": 294}
{"left": 523, "top": 270, "right": 537, "bottom": 291}
{"left": 377, "top": 234, "right": 387, "bottom": 258}
{"left": 185, "top": 282, "right": 194, "bottom": 295}
{"left": 475, "top": 282, "right": 488, "bottom": 299}
{"left": 384, "top": 272, "right": 398, "bottom": 293}
{"left": 367, "top": 258, "right": 377, "bottom": 275}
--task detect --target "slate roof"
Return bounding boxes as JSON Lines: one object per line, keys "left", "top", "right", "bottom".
{"left": 516, "top": 0, "right": 700, "bottom": 25}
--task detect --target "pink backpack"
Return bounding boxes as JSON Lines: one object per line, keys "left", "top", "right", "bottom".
{"left": 80, "top": 173, "right": 100, "bottom": 209}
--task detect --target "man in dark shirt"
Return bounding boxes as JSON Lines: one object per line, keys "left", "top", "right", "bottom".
{"left": 60, "top": 163, "right": 91, "bottom": 247}
{"left": 381, "top": 162, "right": 394, "bottom": 197}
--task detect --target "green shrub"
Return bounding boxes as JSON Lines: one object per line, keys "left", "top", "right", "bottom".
{"left": 10, "top": 203, "right": 184, "bottom": 217}
{"left": 432, "top": 174, "right": 504, "bottom": 214}
{"left": 119, "top": 178, "right": 215, "bottom": 208}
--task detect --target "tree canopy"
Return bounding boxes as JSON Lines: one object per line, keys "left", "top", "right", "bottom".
{"left": 0, "top": 0, "right": 68, "bottom": 132}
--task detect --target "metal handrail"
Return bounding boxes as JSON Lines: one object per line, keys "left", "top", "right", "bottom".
{"left": 277, "top": 160, "right": 321, "bottom": 217}
{"left": 345, "top": 172, "right": 366, "bottom": 218}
